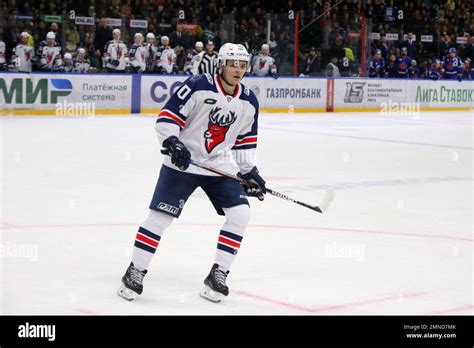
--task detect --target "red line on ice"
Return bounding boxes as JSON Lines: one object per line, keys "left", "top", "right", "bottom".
{"left": 233, "top": 290, "right": 430, "bottom": 313}
{"left": 426, "top": 305, "right": 474, "bottom": 314}
{"left": 1, "top": 221, "right": 471, "bottom": 242}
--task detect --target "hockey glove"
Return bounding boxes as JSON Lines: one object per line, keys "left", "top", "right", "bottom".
{"left": 238, "top": 166, "right": 266, "bottom": 201}
{"left": 161, "top": 136, "right": 191, "bottom": 171}
{"left": 111, "top": 59, "right": 120, "bottom": 66}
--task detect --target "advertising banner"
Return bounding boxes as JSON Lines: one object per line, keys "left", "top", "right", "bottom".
{"left": 0, "top": 73, "right": 132, "bottom": 113}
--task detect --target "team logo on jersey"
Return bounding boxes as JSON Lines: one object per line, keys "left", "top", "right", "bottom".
{"left": 259, "top": 59, "right": 265, "bottom": 70}
{"left": 204, "top": 107, "right": 237, "bottom": 153}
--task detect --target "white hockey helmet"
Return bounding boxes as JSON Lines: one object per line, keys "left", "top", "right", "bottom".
{"left": 195, "top": 41, "right": 204, "bottom": 48}
{"left": 20, "top": 31, "right": 29, "bottom": 38}
{"left": 146, "top": 32, "right": 155, "bottom": 40}
{"left": 46, "top": 31, "right": 55, "bottom": 39}
{"left": 218, "top": 43, "right": 250, "bottom": 72}
{"left": 64, "top": 52, "right": 72, "bottom": 60}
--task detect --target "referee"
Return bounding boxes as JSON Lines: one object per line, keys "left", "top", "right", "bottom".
{"left": 192, "top": 40, "right": 218, "bottom": 75}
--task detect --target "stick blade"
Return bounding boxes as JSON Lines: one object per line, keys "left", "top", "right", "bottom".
{"left": 319, "top": 189, "right": 335, "bottom": 213}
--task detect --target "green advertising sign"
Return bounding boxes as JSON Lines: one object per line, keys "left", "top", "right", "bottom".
{"left": 43, "top": 15, "right": 62, "bottom": 23}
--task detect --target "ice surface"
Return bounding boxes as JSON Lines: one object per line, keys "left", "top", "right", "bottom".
{"left": 1, "top": 111, "right": 472, "bottom": 314}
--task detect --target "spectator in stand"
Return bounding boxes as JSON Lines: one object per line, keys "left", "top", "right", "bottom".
{"left": 50, "top": 22, "right": 60, "bottom": 39}
{"left": 301, "top": 47, "right": 321, "bottom": 76}
{"left": 2, "top": 18, "right": 18, "bottom": 62}
{"left": 94, "top": 17, "right": 112, "bottom": 68}
{"left": 169, "top": 25, "right": 185, "bottom": 48}
{"left": 438, "top": 32, "right": 451, "bottom": 58}
{"left": 326, "top": 56, "right": 341, "bottom": 77}
{"left": 376, "top": 34, "right": 391, "bottom": 61}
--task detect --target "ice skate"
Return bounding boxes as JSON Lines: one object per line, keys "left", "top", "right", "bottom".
{"left": 200, "top": 263, "right": 229, "bottom": 303}
{"left": 117, "top": 262, "right": 147, "bottom": 301}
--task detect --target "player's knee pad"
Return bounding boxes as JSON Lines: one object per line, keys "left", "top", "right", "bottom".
{"left": 141, "top": 209, "right": 174, "bottom": 233}
{"left": 223, "top": 204, "right": 251, "bottom": 232}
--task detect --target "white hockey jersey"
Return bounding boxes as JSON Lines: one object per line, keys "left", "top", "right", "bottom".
{"left": 157, "top": 46, "right": 176, "bottom": 74}
{"left": 11, "top": 44, "right": 35, "bottom": 72}
{"left": 129, "top": 43, "right": 149, "bottom": 72}
{"left": 184, "top": 48, "right": 199, "bottom": 74}
{"left": 73, "top": 58, "right": 92, "bottom": 72}
{"left": 252, "top": 54, "right": 277, "bottom": 76}
{"left": 0, "top": 41, "right": 5, "bottom": 65}
{"left": 104, "top": 40, "right": 128, "bottom": 70}
{"left": 155, "top": 74, "right": 259, "bottom": 176}
{"left": 37, "top": 41, "right": 63, "bottom": 71}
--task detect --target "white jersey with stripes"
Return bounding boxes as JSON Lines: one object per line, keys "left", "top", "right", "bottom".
{"left": 155, "top": 73, "right": 259, "bottom": 176}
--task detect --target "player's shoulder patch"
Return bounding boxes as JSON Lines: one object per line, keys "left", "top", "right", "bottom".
{"left": 239, "top": 82, "right": 259, "bottom": 109}
{"left": 186, "top": 74, "right": 217, "bottom": 93}
{"left": 204, "top": 73, "right": 214, "bottom": 84}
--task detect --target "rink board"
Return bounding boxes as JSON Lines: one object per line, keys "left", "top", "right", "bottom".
{"left": 0, "top": 72, "right": 472, "bottom": 115}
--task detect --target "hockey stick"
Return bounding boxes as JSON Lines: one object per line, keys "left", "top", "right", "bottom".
{"left": 189, "top": 159, "right": 335, "bottom": 213}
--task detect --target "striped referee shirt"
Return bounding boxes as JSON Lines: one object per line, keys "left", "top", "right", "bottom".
{"left": 192, "top": 51, "right": 218, "bottom": 75}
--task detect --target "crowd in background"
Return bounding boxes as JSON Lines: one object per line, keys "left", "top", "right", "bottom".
{"left": 0, "top": 0, "right": 472, "bottom": 78}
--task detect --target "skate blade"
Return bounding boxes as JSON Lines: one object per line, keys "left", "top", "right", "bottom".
{"left": 117, "top": 283, "right": 139, "bottom": 301}
{"left": 199, "top": 285, "right": 225, "bottom": 303}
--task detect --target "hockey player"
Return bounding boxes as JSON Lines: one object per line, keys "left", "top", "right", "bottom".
{"left": 118, "top": 43, "right": 265, "bottom": 304}
{"left": 0, "top": 39, "right": 7, "bottom": 71}
{"left": 184, "top": 41, "right": 204, "bottom": 74}
{"left": 368, "top": 49, "right": 385, "bottom": 78}
{"left": 443, "top": 47, "right": 463, "bottom": 81}
{"left": 145, "top": 33, "right": 158, "bottom": 73}
{"left": 408, "top": 59, "right": 420, "bottom": 78}
{"left": 11, "top": 32, "right": 35, "bottom": 72}
{"left": 192, "top": 40, "right": 218, "bottom": 75}
{"left": 395, "top": 47, "right": 412, "bottom": 78}
{"left": 73, "top": 48, "right": 92, "bottom": 73}
{"left": 252, "top": 44, "right": 278, "bottom": 78}
{"left": 104, "top": 28, "right": 128, "bottom": 73}
{"left": 425, "top": 59, "right": 444, "bottom": 80}
{"left": 61, "top": 52, "right": 74, "bottom": 72}
{"left": 37, "top": 31, "right": 63, "bottom": 72}
{"left": 156, "top": 36, "right": 176, "bottom": 74}
{"left": 129, "top": 33, "right": 148, "bottom": 73}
